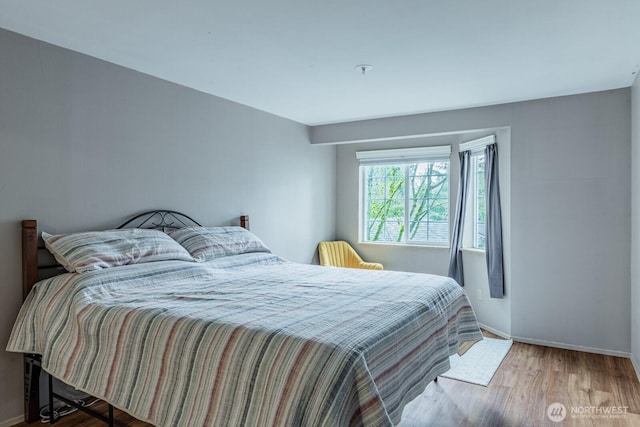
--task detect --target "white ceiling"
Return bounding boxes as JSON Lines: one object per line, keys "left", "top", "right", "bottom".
{"left": 1, "top": 0, "right": 639, "bottom": 125}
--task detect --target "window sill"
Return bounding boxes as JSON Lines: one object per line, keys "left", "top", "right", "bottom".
{"left": 358, "top": 242, "right": 450, "bottom": 250}
{"left": 461, "top": 248, "right": 486, "bottom": 255}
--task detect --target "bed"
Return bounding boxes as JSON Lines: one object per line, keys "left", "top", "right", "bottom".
{"left": 7, "top": 211, "right": 482, "bottom": 427}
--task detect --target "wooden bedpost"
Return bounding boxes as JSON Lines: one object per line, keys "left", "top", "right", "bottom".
{"left": 21, "top": 220, "right": 41, "bottom": 423}
{"left": 22, "top": 220, "right": 38, "bottom": 300}
{"left": 240, "top": 215, "right": 249, "bottom": 230}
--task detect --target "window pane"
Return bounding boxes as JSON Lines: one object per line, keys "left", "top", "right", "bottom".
{"left": 476, "top": 221, "right": 486, "bottom": 249}
{"left": 363, "top": 159, "right": 450, "bottom": 245}
{"left": 364, "top": 164, "right": 405, "bottom": 242}
{"left": 409, "top": 220, "right": 449, "bottom": 244}
{"left": 474, "top": 154, "right": 486, "bottom": 249}
{"left": 408, "top": 161, "right": 449, "bottom": 244}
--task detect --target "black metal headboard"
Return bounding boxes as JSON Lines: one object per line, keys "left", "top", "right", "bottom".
{"left": 117, "top": 210, "right": 202, "bottom": 231}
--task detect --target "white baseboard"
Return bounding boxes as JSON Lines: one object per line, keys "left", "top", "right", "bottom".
{"left": 512, "top": 335, "right": 631, "bottom": 358}
{"left": 0, "top": 414, "right": 23, "bottom": 427}
{"left": 478, "top": 323, "right": 511, "bottom": 339}
{"left": 631, "top": 353, "right": 640, "bottom": 383}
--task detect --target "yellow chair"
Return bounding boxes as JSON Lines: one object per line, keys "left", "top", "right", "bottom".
{"left": 318, "top": 241, "right": 383, "bottom": 270}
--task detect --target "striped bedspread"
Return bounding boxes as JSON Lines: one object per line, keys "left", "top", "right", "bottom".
{"left": 7, "top": 253, "right": 481, "bottom": 427}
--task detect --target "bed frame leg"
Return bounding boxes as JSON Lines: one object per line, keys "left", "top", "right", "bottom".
{"left": 24, "top": 354, "right": 41, "bottom": 424}
{"left": 45, "top": 371, "right": 116, "bottom": 426}
{"left": 49, "top": 373, "right": 56, "bottom": 424}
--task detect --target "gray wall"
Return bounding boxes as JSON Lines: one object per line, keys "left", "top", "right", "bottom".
{"left": 0, "top": 29, "right": 336, "bottom": 424}
{"left": 632, "top": 74, "right": 640, "bottom": 377}
{"left": 317, "top": 89, "right": 631, "bottom": 356}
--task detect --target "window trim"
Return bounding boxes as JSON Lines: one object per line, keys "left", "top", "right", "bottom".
{"left": 459, "top": 135, "right": 495, "bottom": 153}
{"left": 356, "top": 145, "right": 451, "bottom": 164}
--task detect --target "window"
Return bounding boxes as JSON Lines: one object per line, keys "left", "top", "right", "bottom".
{"left": 459, "top": 134, "right": 494, "bottom": 251}
{"left": 472, "top": 153, "right": 486, "bottom": 249}
{"left": 357, "top": 146, "right": 451, "bottom": 246}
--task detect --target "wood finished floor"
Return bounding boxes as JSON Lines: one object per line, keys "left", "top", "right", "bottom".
{"left": 14, "top": 331, "right": 640, "bottom": 427}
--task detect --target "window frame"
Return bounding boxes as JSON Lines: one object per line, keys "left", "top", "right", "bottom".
{"left": 459, "top": 134, "right": 495, "bottom": 251}
{"left": 357, "top": 146, "right": 452, "bottom": 247}
{"left": 471, "top": 152, "right": 486, "bottom": 250}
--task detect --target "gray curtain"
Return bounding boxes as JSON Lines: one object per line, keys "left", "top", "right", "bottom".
{"left": 448, "top": 150, "right": 470, "bottom": 286}
{"left": 485, "top": 143, "right": 504, "bottom": 298}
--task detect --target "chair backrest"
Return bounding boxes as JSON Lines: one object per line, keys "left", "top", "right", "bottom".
{"left": 318, "top": 241, "right": 361, "bottom": 267}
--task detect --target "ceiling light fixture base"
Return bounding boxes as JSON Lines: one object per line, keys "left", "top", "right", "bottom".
{"left": 355, "top": 64, "right": 373, "bottom": 75}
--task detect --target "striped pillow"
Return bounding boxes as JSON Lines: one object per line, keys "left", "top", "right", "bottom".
{"left": 169, "top": 226, "right": 270, "bottom": 262}
{"left": 42, "top": 229, "right": 194, "bottom": 273}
